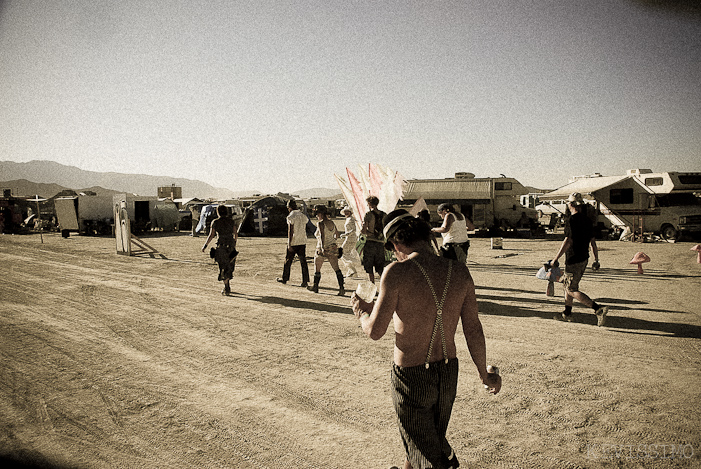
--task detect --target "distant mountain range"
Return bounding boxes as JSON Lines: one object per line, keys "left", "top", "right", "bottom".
{"left": 0, "top": 160, "right": 341, "bottom": 200}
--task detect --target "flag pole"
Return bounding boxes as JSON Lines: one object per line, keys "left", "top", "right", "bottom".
{"left": 35, "top": 196, "right": 43, "bottom": 244}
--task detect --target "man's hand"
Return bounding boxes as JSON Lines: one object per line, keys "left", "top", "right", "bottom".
{"left": 592, "top": 260, "right": 600, "bottom": 271}
{"left": 351, "top": 293, "right": 373, "bottom": 318}
{"left": 483, "top": 366, "right": 502, "bottom": 395}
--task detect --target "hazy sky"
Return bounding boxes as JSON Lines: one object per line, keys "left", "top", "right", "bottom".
{"left": 1, "top": 0, "right": 699, "bottom": 193}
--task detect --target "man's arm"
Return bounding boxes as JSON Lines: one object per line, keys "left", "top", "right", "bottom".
{"left": 201, "top": 224, "right": 217, "bottom": 252}
{"left": 432, "top": 213, "right": 454, "bottom": 234}
{"left": 360, "top": 212, "right": 372, "bottom": 236}
{"left": 465, "top": 217, "right": 475, "bottom": 231}
{"left": 590, "top": 237, "right": 598, "bottom": 262}
{"left": 461, "top": 271, "right": 501, "bottom": 394}
{"left": 552, "top": 237, "right": 572, "bottom": 264}
{"left": 287, "top": 222, "right": 294, "bottom": 249}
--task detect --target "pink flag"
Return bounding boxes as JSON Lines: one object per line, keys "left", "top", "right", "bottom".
{"left": 347, "top": 168, "right": 369, "bottom": 220}
{"left": 369, "top": 163, "right": 384, "bottom": 197}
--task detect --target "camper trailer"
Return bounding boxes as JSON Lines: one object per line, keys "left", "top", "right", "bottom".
{"left": 55, "top": 194, "right": 181, "bottom": 235}
{"left": 401, "top": 172, "right": 539, "bottom": 233}
{"left": 539, "top": 170, "right": 701, "bottom": 241}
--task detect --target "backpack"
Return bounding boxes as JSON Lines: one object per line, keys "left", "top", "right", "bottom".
{"left": 372, "top": 210, "right": 385, "bottom": 239}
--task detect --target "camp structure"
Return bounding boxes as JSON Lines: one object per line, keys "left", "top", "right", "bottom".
{"left": 539, "top": 169, "right": 701, "bottom": 241}
{"left": 54, "top": 194, "right": 114, "bottom": 235}
{"left": 238, "top": 196, "right": 313, "bottom": 237}
{"left": 399, "top": 172, "right": 539, "bottom": 233}
{"left": 54, "top": 193, "right": 181, "bottom": 235}
{"left": 113, "top": 195, "right": 165, "bottom": 258}
{"left": 0, "top": 192, "right": 30, "bottom": 234}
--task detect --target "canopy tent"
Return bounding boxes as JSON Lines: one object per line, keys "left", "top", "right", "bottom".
{"left": 402, "top": 179, "right": 492, "bottom": 203}
{"left": 238, "top": 196, "right": 314, "bottom": 237}
{"left": 538, "top": 176, "right": 631, "bottom": 201}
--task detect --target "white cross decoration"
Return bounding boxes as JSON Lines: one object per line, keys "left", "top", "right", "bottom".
{"left": 254, "top": 208, "right": 268, "bottom": 233}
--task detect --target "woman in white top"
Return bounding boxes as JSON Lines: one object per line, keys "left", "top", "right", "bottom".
{"left": 308, "top": 204, "right": 345, "bottom": 295}
{"left": 339, "top": 206, "right": 361, "bottom": 278}
{"left": 431, "top": 203, "right": 474, "bottom": 265}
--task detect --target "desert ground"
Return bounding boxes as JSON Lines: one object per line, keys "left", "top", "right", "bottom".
{"left": 1, "top": 226, "right": 700, "bottom": 469}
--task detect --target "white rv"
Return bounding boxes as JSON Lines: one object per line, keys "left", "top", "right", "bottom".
{"left": 401, "top": 172, "right": 539, "bottom": 232}
{"left": 539, "top": 170, "right": 701, "bottom": 240}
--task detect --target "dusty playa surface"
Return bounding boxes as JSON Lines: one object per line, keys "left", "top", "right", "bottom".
{"left": 1, "top": 229, "right": 700, "bottom": 468}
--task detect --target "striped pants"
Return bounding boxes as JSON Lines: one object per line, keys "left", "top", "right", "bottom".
{"left": 391, "top": 358, "right": 460, "bottom": 469}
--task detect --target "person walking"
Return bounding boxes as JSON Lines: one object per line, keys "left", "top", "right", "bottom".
{"left": 277, "top": 199, "right": 310, "bottom": 287}
{"left": 339, "top": 206, "right": 361, "bottom": 278}
{"left": 352, "top": 209, "right": 501, "bottom": 469}
{"left": 201, "top": 205, "right": 238, "bottom": 296}
{"left": 416, "top": 209, "right": 440, "bottom": 254}
{"left": 431, "top": 203, "right": 473, "bottom": 265}
{"left": 360, "top": 196, "right": 387, "bottom": 284}
{"left": 307, "top": 205, "right": 345, "bottom": 295}
{"left": 548, "top": 192, "right": 609, "bottom": 326}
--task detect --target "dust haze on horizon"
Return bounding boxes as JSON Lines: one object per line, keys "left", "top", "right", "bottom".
{"left": 1, "top": 0, "right": 699, "bottom": 194}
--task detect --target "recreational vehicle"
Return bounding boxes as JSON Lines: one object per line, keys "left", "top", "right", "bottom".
{"left": 401, "top": 172, "right": 539, "bottom": 233}
{"left": 539, "top": 170, "right": 701, "bottom": 241}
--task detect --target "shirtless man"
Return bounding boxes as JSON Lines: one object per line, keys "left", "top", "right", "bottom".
{"left": 352, "top": 209, "right": 501, "bottom": 469}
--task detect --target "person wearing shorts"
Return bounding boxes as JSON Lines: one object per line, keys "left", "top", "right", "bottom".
{"left": 352, "top": 209, "right": 501, "bottom": 469}
{"left": 307, "top": 204, "right": 345, "bottom": 296}
{"left": 549, "top": 192, "right": 610, "bottom": 326}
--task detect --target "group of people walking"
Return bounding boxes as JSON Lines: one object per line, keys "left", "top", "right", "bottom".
{"left": 203, "top": 197, "right": 480, "bottom": 297}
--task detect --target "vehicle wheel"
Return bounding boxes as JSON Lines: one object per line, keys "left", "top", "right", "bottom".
{"left": 660, "top": 224, "right": 678, "bottom": 241}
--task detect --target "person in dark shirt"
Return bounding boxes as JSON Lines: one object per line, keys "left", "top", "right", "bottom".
{"left": 360, "top": 196, "right": 387, "bottom": 284}
{"left": 201, "top": 205, "right": 238, "bottom": 296}
{"left": 548, "top": 193, "right": 609, "bottom": 326}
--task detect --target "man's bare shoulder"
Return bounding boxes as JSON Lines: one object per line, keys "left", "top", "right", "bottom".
{"left": 385, "top": 256, "right": 472, "bottom": 283}
{"left": 383, "top": 259, "right": 413, "bottom": 280}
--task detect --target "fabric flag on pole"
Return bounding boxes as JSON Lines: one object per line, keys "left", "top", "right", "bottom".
{"left": 409, "top": 197, "right": 429, "bottom": 216}
{"left": 347, "top": 168, "right": 369, "bottom": 221}
{"left": 335, "top": 173, "right": 363, "bottom": 238}
{"left": 368, "top": 163, "right": 384, "bottom": 197}
{"left": 334, "top": 173, "right": 357, "bottom": 215}
{"left": 335, "top": 164, "right": 406, "bottom": 237}
{"left": 254, "top": 208, "right": 269, "bottom": 234}
{"left": 369, "top": 163, "right": 406, "bottom": 214}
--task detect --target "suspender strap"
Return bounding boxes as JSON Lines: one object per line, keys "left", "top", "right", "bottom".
{"left": 410, "top": 259, "right": 453, "bottom": 368}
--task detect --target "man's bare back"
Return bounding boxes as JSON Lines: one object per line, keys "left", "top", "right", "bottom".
{"left": 381, "top": 252, "right": 475, "bottom": 367}
{"left": 354, "top": 245, "right": 489, "bottom": 376}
